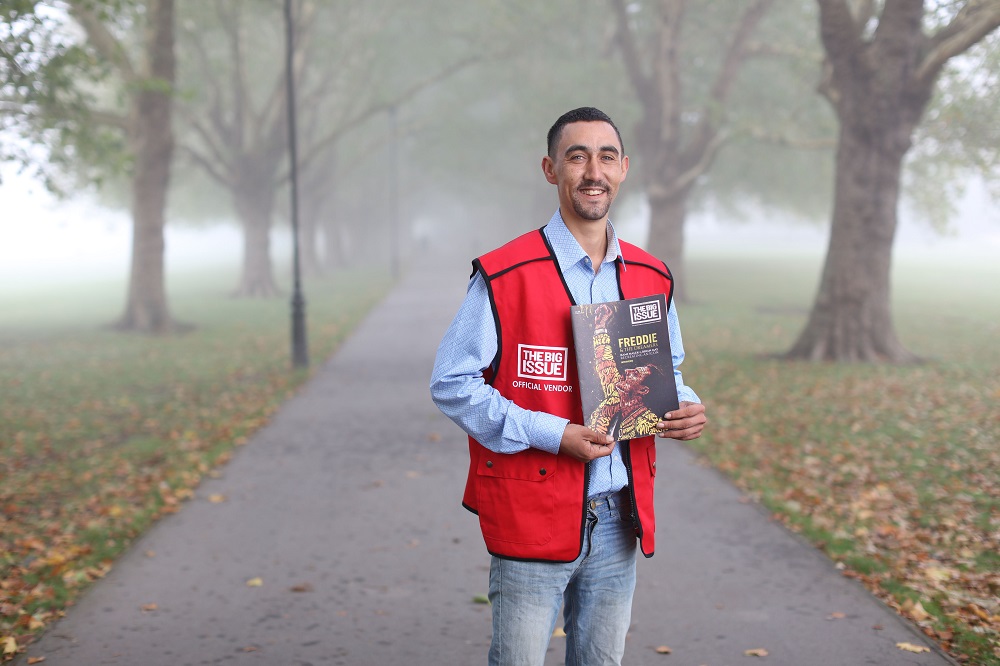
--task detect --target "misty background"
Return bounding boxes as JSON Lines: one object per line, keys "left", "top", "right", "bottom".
{"left": 2, "top": 0, "right": 997, "bottom": 324}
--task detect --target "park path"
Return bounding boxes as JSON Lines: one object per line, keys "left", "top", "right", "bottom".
{"left": 17, "top": 254, "right": 953, "bottom": 666}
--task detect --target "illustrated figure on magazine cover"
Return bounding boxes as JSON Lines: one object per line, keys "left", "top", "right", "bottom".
{"left": 587, "top": 303, "right": 665, "bottom": 441}
{"left": 430, "top": 106, "right": 707, "bottom": 666}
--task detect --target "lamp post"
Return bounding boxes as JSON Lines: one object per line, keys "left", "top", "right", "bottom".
{"left": 284, "top": 0, "right": 308, "bottom": 368}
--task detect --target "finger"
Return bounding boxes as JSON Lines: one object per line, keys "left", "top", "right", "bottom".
{"left": 656, "top": 425, "right": 704, "bottom": 440}
{"left": 584, "top": 430, "right": 614, "bottom": 445}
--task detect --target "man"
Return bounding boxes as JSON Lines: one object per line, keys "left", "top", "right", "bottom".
{"left": 430, "top": 107, "right": 707, "bottom": 666}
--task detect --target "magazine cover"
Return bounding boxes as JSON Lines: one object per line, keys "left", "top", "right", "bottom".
{"left": 571, "top": 294, "right": 679, "bottom": 441}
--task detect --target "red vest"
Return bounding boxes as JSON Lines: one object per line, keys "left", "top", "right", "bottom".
{"left": 463, "top": 228, "right": 674, "bottom": 562}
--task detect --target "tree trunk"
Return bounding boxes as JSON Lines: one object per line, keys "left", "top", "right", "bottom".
{"left": 115, "top": 0, "right": 181, "bottom": 333}
{"left": 233, "top": 183, "right": 280, "bottom": 297}
{"left": 784, "top": 1, "right": 965, "bottom": 363}
{"left": 785, "top": 123, "right": 918, "bottom": 362}
{"left": 645, "top": 190, "right": 689, "bottom": 303}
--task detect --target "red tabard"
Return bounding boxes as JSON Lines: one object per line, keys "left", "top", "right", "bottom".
{"left": 462, "top": 228, "right": 674, "bottom": 562}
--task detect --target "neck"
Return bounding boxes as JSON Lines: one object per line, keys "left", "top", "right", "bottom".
{"left": 561, "top": 209, "right": 608, "bottom": 273}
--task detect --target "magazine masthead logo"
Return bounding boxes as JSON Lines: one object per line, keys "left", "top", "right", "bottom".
{"left": 517, "top": 344, "right": 568, "bottom": 382}
{"left": 629, "top": 299, "right": 662, "bottom": 326}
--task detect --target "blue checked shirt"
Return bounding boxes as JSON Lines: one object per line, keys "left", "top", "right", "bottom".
{"left": 430, "top": 210, "right": 700, "bottom": 497}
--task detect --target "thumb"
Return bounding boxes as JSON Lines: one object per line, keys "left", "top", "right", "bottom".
{"left": 584, "top": 428, "right": 614, "bottom": 445}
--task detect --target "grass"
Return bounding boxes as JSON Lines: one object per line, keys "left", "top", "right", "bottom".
{"left": 680, "top": 247, "right": 1000, "bottom": 664}
{"left": 0, "top": 264, "right": 392, "bottom": 660}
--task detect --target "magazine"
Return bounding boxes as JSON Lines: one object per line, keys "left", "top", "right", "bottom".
{"left": 570, "top": 294, "right": 679, "bottom": 440}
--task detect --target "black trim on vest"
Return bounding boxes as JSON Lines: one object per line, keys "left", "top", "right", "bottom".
{"left": 538, "top": 227, "right": 578, "bottom": 307}
{"left": 620, "top": 441, "right": 654, "bottom": 558}
{"left": 472, "top": 258, "right": 503, "bottom": 383}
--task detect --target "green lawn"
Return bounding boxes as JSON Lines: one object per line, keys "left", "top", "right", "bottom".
{"left": 680, "top": 247, "right": 1000, "bottom": 665}
{"left": 0, "top": 265, "right": 392, "bottom": 660}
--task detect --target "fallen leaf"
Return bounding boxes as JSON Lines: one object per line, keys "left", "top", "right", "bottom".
{"left": 290, "top": 583, "right": 313, "bottom": 593}
{"left": 246, "top": 577, "right": 263, "bottom": 587}
{"left": 27, "top": 657, "right": 46, "bottom": 664}
{"left": 405, "top": 470, "right": 421, "bottom": 479}
{"left": 140, "top": 603, "right": 158, "bottom": 612}
{"left": 901, "top": 599, "right": 930, "bottom": 622}
{"left": 208, "top": 494, "right": 227, "bottom": 503}
{"left": 472, "top": 594, "right": 490, "bottom": 605}
{"left": 427, "top": 432, "right": 442, "bottom": 442}
{"left": 2, "top": 636, "right": 17, "bottom": 655}
{"left": 243, "top": 646, "right": 258, "bottom": 652}
{"left": 654, "top": 645, "right": 672, "bottom": 654}
{"left": 826, "top": 612, "right": 846, "bottom": 620}
{"left": 145, "top": 550, "right": 156, "bottom": 558}
{"left": 552, "top": 626, "right": 566, "bottom": 637}
{"left": 896, "top": 642, "right": 930, "bottom": 654}
{"left": 744, "top": 648, "right": 768, "bottom": 657}
{"left": 872, "top": 624, "right": 884, "bottom": 631}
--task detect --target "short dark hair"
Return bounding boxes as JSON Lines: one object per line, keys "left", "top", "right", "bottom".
{"left": 547, "top": 107, "right": 624, "bottom": 158}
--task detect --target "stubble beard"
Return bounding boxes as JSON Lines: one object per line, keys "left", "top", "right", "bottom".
{"left": 571, "top": 180, "right": 613, "bottom": 221}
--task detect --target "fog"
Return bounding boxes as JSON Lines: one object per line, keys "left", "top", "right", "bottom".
{"left": 2, "top": 164, "right": 996, "bottom": 296}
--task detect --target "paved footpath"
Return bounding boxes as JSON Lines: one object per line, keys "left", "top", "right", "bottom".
{"left": 18, "top": 256, "right": 953, "bottom": 666}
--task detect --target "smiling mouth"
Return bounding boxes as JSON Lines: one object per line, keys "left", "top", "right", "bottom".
{"left": 580, "top": 187, "right": 606, "bottom": 196}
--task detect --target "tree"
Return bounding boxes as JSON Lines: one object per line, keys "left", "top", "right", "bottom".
{"left": 175, "top": 0, "right": 478, "bottom": 295}
{"left": 610, "top": 0, "right": 777, "bottom": 299}
{"left": 785, "top": 0, "right": 1000, "bottom": 362}
{"left": 1, "top": 0, "right": 180, "bottom": 333}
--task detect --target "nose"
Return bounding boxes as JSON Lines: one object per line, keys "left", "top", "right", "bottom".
{"left": 584, "top": 155, "right": 602, "bottom": 181}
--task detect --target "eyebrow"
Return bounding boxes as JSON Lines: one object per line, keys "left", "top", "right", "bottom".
{"left": 564, "top": 144, "right": 621, "bottom": 157}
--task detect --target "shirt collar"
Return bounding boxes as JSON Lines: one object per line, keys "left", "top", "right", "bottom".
{"left": 543, "top": 209, "right": 623, "bottom": 274}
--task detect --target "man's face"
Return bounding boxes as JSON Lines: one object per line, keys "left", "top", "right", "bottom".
{"left": 542, "top": 121, "right": 628, "bottom": 226}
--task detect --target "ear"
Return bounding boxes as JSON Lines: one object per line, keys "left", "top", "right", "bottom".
{"left": 620, "top": 154, "right": 629, "bottom": 181}
{"left": 541, "top": 156, "right": 558, "bottom": 185}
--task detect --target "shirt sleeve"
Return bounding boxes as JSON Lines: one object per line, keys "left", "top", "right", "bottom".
{"left": 667, "top": 300, "right": 701, "bottom": 405}
{"left": 429, "top": 273, "right": 568, "bottom": 455}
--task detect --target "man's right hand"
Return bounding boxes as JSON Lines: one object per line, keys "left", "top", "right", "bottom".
{"left": 559, "top": 424, "right": 615, "bottom": 462}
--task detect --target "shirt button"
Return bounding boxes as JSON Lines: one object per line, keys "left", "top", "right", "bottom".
{"left": 486, "top": 460, "right": 493, "bottom": 468}
{"left": 539, "top": 468, "right": 547, "bottom": 476}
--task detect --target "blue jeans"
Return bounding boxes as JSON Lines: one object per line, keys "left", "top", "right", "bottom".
{"left": 487, "top": 492, "right": 637, "bottom": 666}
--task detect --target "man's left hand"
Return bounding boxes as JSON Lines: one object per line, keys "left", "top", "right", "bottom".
{"left": 655, "top": 401, "right": 707, "bottom": 441}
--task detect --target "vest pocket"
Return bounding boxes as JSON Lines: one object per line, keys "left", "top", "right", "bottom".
{"left": 476, "top": 450, "right": 558, "bottom": 546}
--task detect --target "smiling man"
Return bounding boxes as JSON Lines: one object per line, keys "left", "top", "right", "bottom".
{"left": 430, "top": 107, "right": 707, "bottom": 666}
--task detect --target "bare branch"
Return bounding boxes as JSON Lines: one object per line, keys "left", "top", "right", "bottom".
{"left": 816, "top": 0, "right": 867, "bottom": 65}
{"left": 745, "top": 41, "right": 822, "bottom": 62}
{"left": 649, "top": 131, "right": 729, "bottom": 200}
{"left": 706, "top": 0, "right": 774, "bottom": 110}
{"left": 177, "top": 142, "right": 233, "bottom": 188}
{"left": 179, "top": 114, "right": 235, "bottom": 183}
{"left": 66, "top": 1, "right": 137, "bottom": 83}
{"left": 918, "top": 1, "right": 1000, "bottom": 84}
{"left": 651, "top": 0, "right": 687, "bottom": 148}
{"left": 609, "top": 0, "right": 652, "bottom": 103}
{"left": 746, "top": 127, "right": 836, "bottom": 150}
{"left": 298, "top": 53, "right": 481, "bottom": 171}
